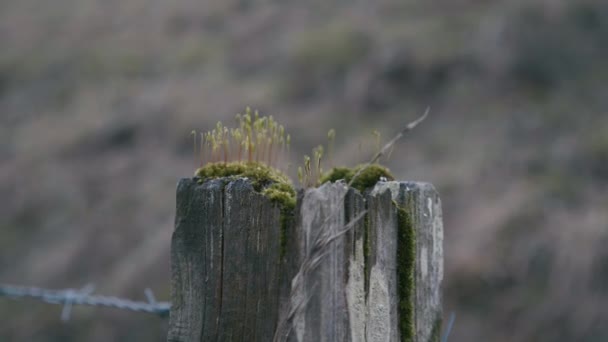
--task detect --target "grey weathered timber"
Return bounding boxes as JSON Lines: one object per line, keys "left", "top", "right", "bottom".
{"left": 168, "top": 178, "right": 443, "bottom": 342}
{"left": 370, "top": 182, "right": 444, "bottom": 342}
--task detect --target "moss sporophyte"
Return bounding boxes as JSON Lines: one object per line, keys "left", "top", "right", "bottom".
{"left": 191, "top": 107, "right": 396, "bottom": 193}
{"left": 192, "top": 108, "right": 295, "bottom": 205}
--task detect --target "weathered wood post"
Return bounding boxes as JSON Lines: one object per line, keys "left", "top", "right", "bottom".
{"left": 168, "top": 177, "right": 443, "bottom": 342}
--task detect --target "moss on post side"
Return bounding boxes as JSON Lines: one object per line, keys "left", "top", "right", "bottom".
{"left": 195, "top": 162, "right": 291, "bottom": 189}
{"left": 396, "top": 202, "right": 416, "bottom": 342}
{"left": 429, "top": 316, "right": 442, "bottom": 342}
{"left": 260, "top": 182, "right": 296, "bottom": 260}
{"left": 363, "top": 211, "right": 371, "bottom": 298}
{"left": 278, "top": 207, "right": 294, "bottom": 259}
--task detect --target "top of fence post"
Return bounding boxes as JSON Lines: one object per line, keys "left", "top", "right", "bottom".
{"left": 168, "top": 177, "right": 443, "bottom": 342}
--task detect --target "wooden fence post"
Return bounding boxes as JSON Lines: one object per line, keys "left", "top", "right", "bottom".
{"left": 168, "top": 177, "right": 443, "bottom": 342}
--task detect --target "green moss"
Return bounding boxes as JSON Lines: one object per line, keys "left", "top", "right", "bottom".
{"left": 395, "top": 202, "right": 416, "bottom": 342}
{"left": 278, "top": 207, "right": 294, "bottom": 259}
{"left": 363, "top": 212, "right": 371, "bottom": 298}
{"left": 195, "top": 161, "right": 291, "bottom": 191}
{"left": 321, "top": 167, "right": 353, "bottom": 183}
{"left": 429, "top": 317, "right": 442, "bottom": 342}
{"left": 320, "top": 164, "right": 395, "bottom": 192}
{"left": 261, "top": 182, "right": 296, "bottom": 209}
{"left": 195, "top": 161, "right": 296, "bottom": 259}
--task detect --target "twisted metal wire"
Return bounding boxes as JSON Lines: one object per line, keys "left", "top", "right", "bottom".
{"left": 0, "top": 283, "right": 170, "bottom": 321}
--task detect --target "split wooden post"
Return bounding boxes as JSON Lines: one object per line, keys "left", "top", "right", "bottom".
{"left": 167, "top": 178, "right": 443, "bottom": 342}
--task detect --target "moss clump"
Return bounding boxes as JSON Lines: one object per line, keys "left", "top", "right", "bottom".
{"left": 321, "top": 167, "right": 353, "bottom": 183}
{"left": 429, "top": 316, "right": 442, "bottom": 342}
{"left": 320, "top": 164, "right": 395, "bottom": 192}
{"left": 195, "top": 161, "right": 296, "bottom": 259}
{"left": 261, "top": 182, "right": 296, "bottom": 209}
{"left": 363, "top": 212, "right": 371, "bottom": 297}
{"left": 195, "top": 161, "right": 291, "bottom": 191}
{"left": 278, "top": 206, "right": 294, "bottom": 259}
{"left": 395, "top": 203, "right": 416, "bottom": 342}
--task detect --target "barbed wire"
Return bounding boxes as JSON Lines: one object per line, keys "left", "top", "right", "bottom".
{"left": 0, "top": 283, "right": 170, "bottom": 321}
{"left": 0, "top": 283, "right": 454, "bottom": 339}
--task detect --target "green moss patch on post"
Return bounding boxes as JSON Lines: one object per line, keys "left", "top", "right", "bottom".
{"left": 195, "top": 162, "right": 291, "bottom": 190}
{"left": 363, "top": 212, "right": 371, "bottom": 298}
{"left": 277, "top": 207, "right": 294, "bottom": 259}
{"left": 195, "top": 161, "right": 296, "bottom": 259}
{"left": 395, "top": 202, "right": 416, "bottom": 342}
{"left": 429, "top": 316, "right": 442, "bottom": 342}
{"left": 260, "top": 182, "right": 296, "bottom": 208}
{"left": 320, "top": 164, "right": 395, "bottom": 192}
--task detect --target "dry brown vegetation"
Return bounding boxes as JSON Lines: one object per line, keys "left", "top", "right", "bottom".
{"left": 1, "top": 0, "right": 608, "bottom": 341}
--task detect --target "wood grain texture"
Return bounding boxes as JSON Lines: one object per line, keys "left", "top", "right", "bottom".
{"left": 168, "top": 178, "right": 443, "bottom": 342}
{"left": 168, "top": 178, "right": 283, "bottom": 342}
{"left": 292, "top": 182, "right": 350, "bottom": 342}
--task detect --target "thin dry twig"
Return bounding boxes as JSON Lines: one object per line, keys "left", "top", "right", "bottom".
{"left": 348, "top": 107, "right": 429, "bottom": 187}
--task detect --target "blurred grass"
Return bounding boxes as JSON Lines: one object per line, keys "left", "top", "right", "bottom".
{"left": 280, "top": 23, "right": 371, "bottom": 100}
{"left": 1, "top": 0, "right": 608, "bottom": 341}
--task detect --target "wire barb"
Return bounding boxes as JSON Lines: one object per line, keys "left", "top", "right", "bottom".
{"left": 0, "top": 283, "right": 171, "bottom": 321}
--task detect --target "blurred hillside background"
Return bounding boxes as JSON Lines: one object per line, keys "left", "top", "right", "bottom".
{"left": 1, "top": 0, "right": 608, "bottom": 341}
